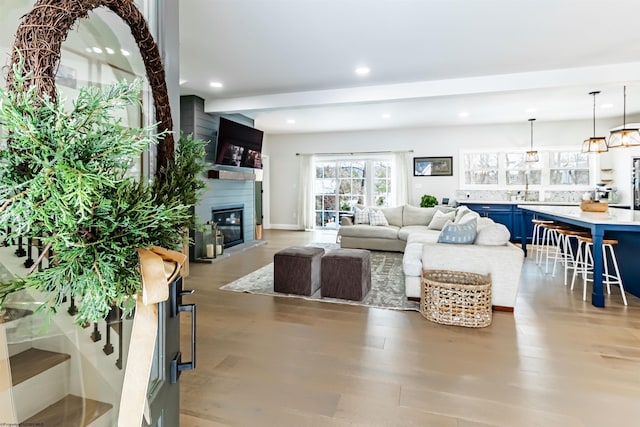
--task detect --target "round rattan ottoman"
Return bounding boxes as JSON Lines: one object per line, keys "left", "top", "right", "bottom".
{"left": 420, "top": 270, "right": 492, "bottom": 328}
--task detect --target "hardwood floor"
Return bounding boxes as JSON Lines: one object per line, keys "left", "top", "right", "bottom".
{"left": 179, "top": 230, "right": 640, "bottom": 427}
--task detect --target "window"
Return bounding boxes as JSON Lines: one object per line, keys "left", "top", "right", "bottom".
{"left": 314, "top": 158, "right": 392, "bottom": 228}
{"left": 505, "top": 153, "right": 542, "bottom": 186}
{"left": 462, "top": 149, "right": 590, "bottom": 189}
{"left": 373, "top": 161, "right": 392, "bottom": 207}
{"left": 549, "top": 151, "right": 590, "bottom": 185}
{"left": 464, "top": 153, "right": 499, "bottom": 185}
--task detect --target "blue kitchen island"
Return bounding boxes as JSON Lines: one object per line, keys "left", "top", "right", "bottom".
{"left": 518, "top": 205, "right": 640, "bottom": 308}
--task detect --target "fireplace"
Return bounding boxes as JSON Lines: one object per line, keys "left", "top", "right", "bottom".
{"left": 212, "top": 206, "right": 244, "bottom": 248}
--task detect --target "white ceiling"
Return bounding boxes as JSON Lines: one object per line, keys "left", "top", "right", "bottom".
{"left": 179, "top": 0, "right": 640, "bottom": 134}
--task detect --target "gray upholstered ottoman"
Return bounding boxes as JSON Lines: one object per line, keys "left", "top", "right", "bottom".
{"left": 321, "top": 248, "right": 371, "bottom": 301}
{"left": 273, "top": 246, "right": 325, "bottom": 295}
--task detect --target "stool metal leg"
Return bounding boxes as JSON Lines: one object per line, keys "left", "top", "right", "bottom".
{"left": 545, "top": 229, "right": 558, "bottom": 274}
{"left": 605, "top": 244, "right": 627, "bottom": 306}
{"left": 571, "top": 240, "right": 587, "bottom": 292}
{"left": 603, "top": 246, "right": 612, "bottom": 295}
{"left": 583, "top": 243, "right": 594, "bottom": 301}
{"left": 534, "top": 224, "right": 543, "bottom": 265}
{"left": 562, "top": 235, "right": 577, "bottom": 286}
{"left": 552, "top": 233, "right": 568, "bottom": 277}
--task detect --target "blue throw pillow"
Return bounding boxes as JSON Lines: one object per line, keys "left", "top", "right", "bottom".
{"left": 437, "top": 217, "right": 477, "bottom": 244}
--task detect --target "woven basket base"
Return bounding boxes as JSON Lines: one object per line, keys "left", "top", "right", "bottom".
{"left": 421, "top": 270, "right": 492, "bottom": 328}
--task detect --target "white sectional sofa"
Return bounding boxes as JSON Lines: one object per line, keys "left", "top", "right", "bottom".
{"left": 338, "top": 204, "right": 525, "bottom": 310}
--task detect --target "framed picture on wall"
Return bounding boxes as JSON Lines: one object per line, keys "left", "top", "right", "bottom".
{"left": 413, "top": 156, "right": 453, "bottom": 176}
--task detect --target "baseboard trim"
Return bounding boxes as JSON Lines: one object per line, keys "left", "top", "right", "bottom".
{"left": 269, "top": 224, "right": 303, "bottom": 230}
{"left": 492, "top": 305, "right": 514, "bottom": 312}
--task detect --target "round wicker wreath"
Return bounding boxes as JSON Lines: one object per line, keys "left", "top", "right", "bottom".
{"left": 6, "top": 0, "right": 174, "bottom": 173}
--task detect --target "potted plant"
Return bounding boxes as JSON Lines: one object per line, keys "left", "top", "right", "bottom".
{"left": 420, "top": 194, "right": 438, "bottom": 208}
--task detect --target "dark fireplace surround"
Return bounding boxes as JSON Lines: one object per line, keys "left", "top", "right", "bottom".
{"left": 212, "top": 205, "right": 244, "bottom": 248}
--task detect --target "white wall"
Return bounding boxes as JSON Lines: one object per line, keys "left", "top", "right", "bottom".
{"left": 264, "top": 115, "right": 640, "bottom": 228}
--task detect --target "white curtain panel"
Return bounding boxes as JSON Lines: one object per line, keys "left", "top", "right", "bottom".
{"left": 392, "top": 151, "right": 410, "bottom": 207}
{"left": 297, "top": 154, "right": 316, "bottom": 230}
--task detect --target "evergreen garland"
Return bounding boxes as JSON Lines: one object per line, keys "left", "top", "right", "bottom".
{"left": 0, "top": 64, "right": 205, "bottom": 324}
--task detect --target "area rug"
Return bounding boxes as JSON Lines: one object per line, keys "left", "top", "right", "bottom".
{"left": 220, "top": 244, "right": 419, "bottom": 311}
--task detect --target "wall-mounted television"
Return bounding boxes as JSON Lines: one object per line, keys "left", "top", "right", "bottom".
{"left": 215, "top": 117, "right": 264, "bottom": 169}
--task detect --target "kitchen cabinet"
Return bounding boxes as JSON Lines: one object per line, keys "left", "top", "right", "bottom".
{"left": 512, "top": 207, "right": 535, "bottom": 242}
{"left": 461, "top": 203, "right": 514, "bottom": 238}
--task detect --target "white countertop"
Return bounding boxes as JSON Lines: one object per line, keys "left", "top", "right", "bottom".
{"left": 458, "top": 199, "right": 629, "bottom": 207}
{"left": 458, "top": 199, "right": 579, "bottom": 205}
{"left": 517, "top": 205, "right": 640, "bottom": 225}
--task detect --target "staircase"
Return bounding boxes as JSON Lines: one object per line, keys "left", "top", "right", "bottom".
{"left": 9, "top": 348, "right": 112, "bottom": 426}
{"left": 1, "top": 241, "right": 129, "bottom": 426}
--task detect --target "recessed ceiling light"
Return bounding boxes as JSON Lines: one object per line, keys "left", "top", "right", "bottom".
{"left": 526, "top": 107, "right": 537, "bottom": 113}
{"left": 600, "top": 103, "right": 613, "bottom": 109}
{"left": 458, "top": 111, "right": 470, "bottom": 118}
{"left": 105, "top": 47, "right": 115, "bottom": 55}
{"left": 92, "top": 47, "right": 103, "bottom": 54}
{"left": 85, "top": 47, "right": 92, "bottom": 53}
{"left": 120, "top": 49, "right": 130, "bottom": 57}
{"left": 209, "top": 81, "right": 223, "bottom": 88}
{"left": 286, "top": 119, "right": 296, "bottom": 124}
{"left": 355, "top": 66, "right": 370, "bottom": 76}
{"left": 382, "top": 113, "right": 391, "bottom": 119}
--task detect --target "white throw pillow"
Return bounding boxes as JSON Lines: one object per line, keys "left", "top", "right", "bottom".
{"left": 454, "top": 206, "right": 473, "bottom": 223}
{"left": 457, "top": 211, "right": 480, "bottom": 224}
{"left": 427, "top": 210, "right": 455, "bottom": 230}
{"left": 476, "top": 217, "right": 495, "bottom": 230}
{"left": 474, "top": 223, "right": 511, "bottom": 245}
{"left": 354, "top": 207, "right": 370, "bottom": 224}
{"left": 369, "top": 209, "right": 389, "bottom": 226}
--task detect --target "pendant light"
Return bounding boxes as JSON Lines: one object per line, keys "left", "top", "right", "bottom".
{"left": 582, "top": 91, "right": 608, "bottom": 153}
{"left": 607, "top": 86, "right": 640, "bottom": 148}
{"left": 525, "top": 118, "right": 539, "bottom": 162}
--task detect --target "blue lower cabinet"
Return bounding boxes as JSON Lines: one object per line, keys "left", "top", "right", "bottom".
{"left": 513, "top": 207, "right": 535, "bottom": 242}
{"left": 486, "top": 210, "right": 513, "bottom": 233}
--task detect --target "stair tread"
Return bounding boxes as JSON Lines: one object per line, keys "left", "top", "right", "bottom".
{"left": 9, "top": 348, "right": 71, "bottom": 386}
{"left": 23, "top": 394, "right": 112, "bottom": 427}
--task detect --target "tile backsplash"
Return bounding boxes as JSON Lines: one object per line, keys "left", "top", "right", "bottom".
{"left": 454, "top": 190, "right": 585, "bottom": 203}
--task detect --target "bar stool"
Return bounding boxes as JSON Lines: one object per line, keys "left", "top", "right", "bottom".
{"left": 532, "top": 219, "right": 554, "bottom": 264}
{"left": 553, "top": 229, "right": 590, "bottom": 285}
{"left": 540, "top": 223, "right": 566, "bottom": 273}
{"left": 571, "top": 236, "right": 628, "bottom": 306}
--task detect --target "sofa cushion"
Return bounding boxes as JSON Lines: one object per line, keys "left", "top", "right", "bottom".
{"left": 434, "top": 206, "right": 456, "bottom": 215}
{"left": 402, "top": 205, "right": 433, "bottom": 226}
{"left": 427, "top": 210, "right": 455, "bottom": 230}
{"left": 474, "top": 222, "right": 510, "bottom": 245}
{"left": 354, "top": 207, "right": 370, "bottom": 224}
{"left": 369, "top": 209, "right": 389, "bottom": 226}
{"left": 403, "top": 242, "right": 424, "bottom": 277}
{"left": 398, "top": 225, "right": 431, "bottom": 241}
{"left": 379, "top": 206, "right": 403, "bottom": 227}
{"left": 406, "top": 231, "right": 440, "bottom": 244}
{"left": 338, "top": 224, "right": 400, "bottom": 239}
{"left": 437, "top": 217, "right": 478, "bottom": 244}
{"left": 454, "top": 206, "right": 473, "bottom": 223}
